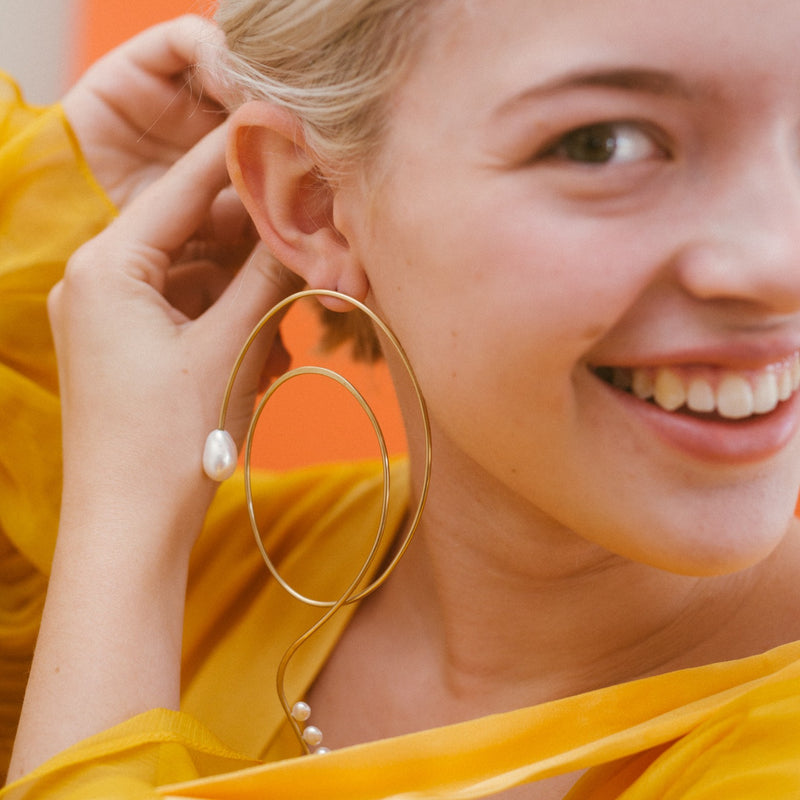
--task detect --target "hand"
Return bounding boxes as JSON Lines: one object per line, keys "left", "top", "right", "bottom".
{"left": 62, "top": 15, "right": 228, "bottom": 208}
{"left": 49, "top": 124, "right": 299, "bottom": 556}
{"left": 9, "top": 127, "right": 303, "bottom": 778}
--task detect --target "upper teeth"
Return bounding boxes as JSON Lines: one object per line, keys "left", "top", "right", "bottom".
{"left": 608, "top": 352, "right": 800, "bottom": 419}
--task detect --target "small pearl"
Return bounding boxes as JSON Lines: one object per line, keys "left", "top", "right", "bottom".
{"left": 302, "top": 725, "right": 323, "bottom": 747}
{"left": 314, "top": 747, "right": 331, "bottom": 755}
{"left": 202, "top": 429, "right": 237, "bottom": 481}
{"left": 291, "top": 701, "right": 311, "bottom": 722}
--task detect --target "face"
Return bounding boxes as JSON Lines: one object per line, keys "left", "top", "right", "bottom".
{"left": 333, "top": 0, "right": 800, "bottom": 575}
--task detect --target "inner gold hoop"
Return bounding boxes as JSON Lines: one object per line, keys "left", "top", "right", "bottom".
{"left": 215, "top": 288, "right": 433, "bottom": 609}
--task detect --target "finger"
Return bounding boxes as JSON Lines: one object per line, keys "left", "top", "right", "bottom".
{"left": 191, "top": 184, "right": 257, "bottom": 254}
{"left": 114, "top": 15, "right": 224, "bottom": 87}
{"left": 198, "top": 243, "right": 304, "bottom": 366}
{"left": 163, "top": 259, "right": 240, "bottom": 320}
{"left": 107, "top": 124, "right": 231, "bottom": 258}
{"left": 73, "top": 16, "right": 227, "bottom": 147}
{"left": 122, "top": 15, "right": 230, "bottom": 112}
{"left": 194, "top": 244, "right": 304, "bottom": 434}
{"left": 258, "top": 329, "right": 292, "bottom": 391}
{"left": 209, "top": 242, "right": 305, "bottom": 329}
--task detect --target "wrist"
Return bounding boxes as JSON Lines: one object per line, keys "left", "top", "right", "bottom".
{"left": 58, "top": 442, "right": 218, "bottom": 562}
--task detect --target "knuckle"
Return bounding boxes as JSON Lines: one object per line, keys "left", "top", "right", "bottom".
{"left": 46, "top": 281, "right": 63, "bottom": 324}
{"left": 62, "top": 237, "right": 106, "bottom": 286}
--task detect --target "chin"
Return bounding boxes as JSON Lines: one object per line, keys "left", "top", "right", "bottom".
{"left": 585, "top": 463, "right": 800, "bottom": 577}
{"left": 621, "top": 515, "right": 794, "bottom": 578}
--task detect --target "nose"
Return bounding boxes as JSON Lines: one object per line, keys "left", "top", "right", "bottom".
{"left": 674, "top": 148, "right": 800, "bottom": 316}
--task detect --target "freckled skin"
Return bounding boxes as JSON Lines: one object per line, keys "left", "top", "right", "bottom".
{"left": 330, "top": 0, "right": 800, "bottom": 577}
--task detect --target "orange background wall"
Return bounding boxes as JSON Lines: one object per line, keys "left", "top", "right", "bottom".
{"left": 75, "top": 0, "right": 406, "bottom": 471}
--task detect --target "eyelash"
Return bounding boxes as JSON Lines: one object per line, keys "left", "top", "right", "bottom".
{"left": 538, "top": 121, "right": 668, "bottom": 166}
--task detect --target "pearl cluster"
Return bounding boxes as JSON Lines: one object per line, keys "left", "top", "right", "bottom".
{"left": 292, "top": 701, "right": 330, "bottom": 754}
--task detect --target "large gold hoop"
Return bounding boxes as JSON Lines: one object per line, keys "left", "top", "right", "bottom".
{"left": 205, "top": 289, "right": 432, "bottom": 606}
{"left": 202, "top": 289, "right": 432, "bottom": 754}
{"left": 245, "top": 365, "right": 391, "bottom": 608}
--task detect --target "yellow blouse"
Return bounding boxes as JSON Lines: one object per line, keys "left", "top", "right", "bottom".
{"left": 1, "top": 73, "right": 799, "bottom": 800}
{"left": 0, "top": 72, "right": 116, "bottom": 783}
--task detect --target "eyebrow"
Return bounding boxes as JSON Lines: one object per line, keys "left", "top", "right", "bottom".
{"left": 495, "top": 67, "right": 697, "bottom": 116}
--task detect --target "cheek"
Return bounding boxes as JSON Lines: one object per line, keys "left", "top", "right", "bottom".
{"left": 360, "top": 139, "right": 668, "bottom": 363}
{"left": 364, "top": 197, "right": 797, "bottom": 575}
{"left": 362, "top": 181, "right": 662, "bottom": 455}
{"left": 369, "top": 213, "right": 649, "bottom": 391}
{"left": 369, "top": 247, "right": 587, "bottom": 495}
{"left": 366, "top": 179, "right": 668, "bottom": 441}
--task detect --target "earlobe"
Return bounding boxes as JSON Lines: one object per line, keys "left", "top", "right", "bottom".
{"left": 227, "top": 101, "right": 368, "bottom": 306}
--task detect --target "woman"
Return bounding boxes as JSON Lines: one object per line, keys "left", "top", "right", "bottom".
{"left": 5, "top": 0, "right": 800, "bottom": 797}
{"left": 0, "top": 11, "right": 242, "bottom": 784}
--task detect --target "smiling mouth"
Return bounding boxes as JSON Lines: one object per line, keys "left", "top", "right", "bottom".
{"left": 593, "top": 352, "right": 800, "bottom": 420}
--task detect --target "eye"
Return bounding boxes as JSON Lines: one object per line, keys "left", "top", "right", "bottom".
{"left": 544, "top": 122, "right": 663, "bottom": 165}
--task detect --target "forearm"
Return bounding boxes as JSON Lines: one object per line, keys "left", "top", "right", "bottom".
{"left": 5, "top": 103, "right": 292, "bottom": 784}
{"left": 6, "top": 494, "right": 197, "bottom": 782}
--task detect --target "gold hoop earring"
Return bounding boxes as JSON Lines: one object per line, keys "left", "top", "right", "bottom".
{"left": 203, "top": 288, "right": 432, "bottom": 754}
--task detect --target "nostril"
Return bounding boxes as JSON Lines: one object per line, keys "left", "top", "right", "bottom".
{"left": 674, "top": 228, "right": 800, "bottom": 315}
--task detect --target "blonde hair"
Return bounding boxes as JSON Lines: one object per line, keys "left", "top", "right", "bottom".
{"left": 214, "top": 0, "right": 430, "bottom": 358}
{"left": 215, "top": 0, "right": 428, "bottom": 172}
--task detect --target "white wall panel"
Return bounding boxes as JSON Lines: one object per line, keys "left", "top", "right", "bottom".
{"left": 0, "top": 0, "right": 77, "bottom": 103}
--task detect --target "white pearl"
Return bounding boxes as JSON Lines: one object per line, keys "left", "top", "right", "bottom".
{"left": 202, "top": 429, "right": 238, "bottom": 481}
{"left": 314, "top": 747, "right": 331, "bottom": 755}
{"left": 302, "top": 725, "right": 323, "bottom": 747}
{"left": 291, "top": 701, "right": 311, "bottom": 722}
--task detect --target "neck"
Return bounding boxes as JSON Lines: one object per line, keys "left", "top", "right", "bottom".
{"left": 378, "top": 442, "right": 771, "bottom": 714}
{"left": 309, "top": 444, "right": 800, "bottom": 750}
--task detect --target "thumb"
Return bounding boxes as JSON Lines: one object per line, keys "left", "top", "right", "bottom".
{"left": 197, "top": 242, "right": 304, "bottom": 427}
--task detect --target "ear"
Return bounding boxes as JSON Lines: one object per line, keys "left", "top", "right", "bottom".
{"left": 227, "top": 101, "right": 369, "bottom": 309}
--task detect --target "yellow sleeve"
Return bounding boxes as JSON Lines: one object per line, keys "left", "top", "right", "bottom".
{"left": 0, "top": 72, "right": 116, "bottom": 574}
{"left": 0, "top": 459, "right": 408, "bottom": 798}
{"left": 0, "top": 711, "right": 259, "bottom": 800}
{"left": 605, "top": 677, "right": 800, "bottom": 799}
{"left": 0, "top": 73, "right": 116, "bottom": 782}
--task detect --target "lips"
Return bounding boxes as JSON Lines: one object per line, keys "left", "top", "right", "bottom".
{"left": 593, "top": 351, "right": 800, "bottom": 420}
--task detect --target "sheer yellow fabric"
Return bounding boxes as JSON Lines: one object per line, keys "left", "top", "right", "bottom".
{"left": 1, "top": 74, "right": 799, "bottom": 800}
{"left": 155, "top": 648, "right": 800, "bottom": 800}
{"left": 0, "top": 73, "right": 116, "bottom": 783}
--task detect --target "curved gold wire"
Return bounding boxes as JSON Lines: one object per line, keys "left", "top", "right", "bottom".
{"left": 215, "top": 289, "right": 432, "bottom": 605}
{"left": 244, "top": 365, "right": 391, "bottom": 752}
{"left": 213, "top": 289, "right": 432, "bottom": 753}
{"left": 244, "top": 366, "right": 390, "bottom": 608}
